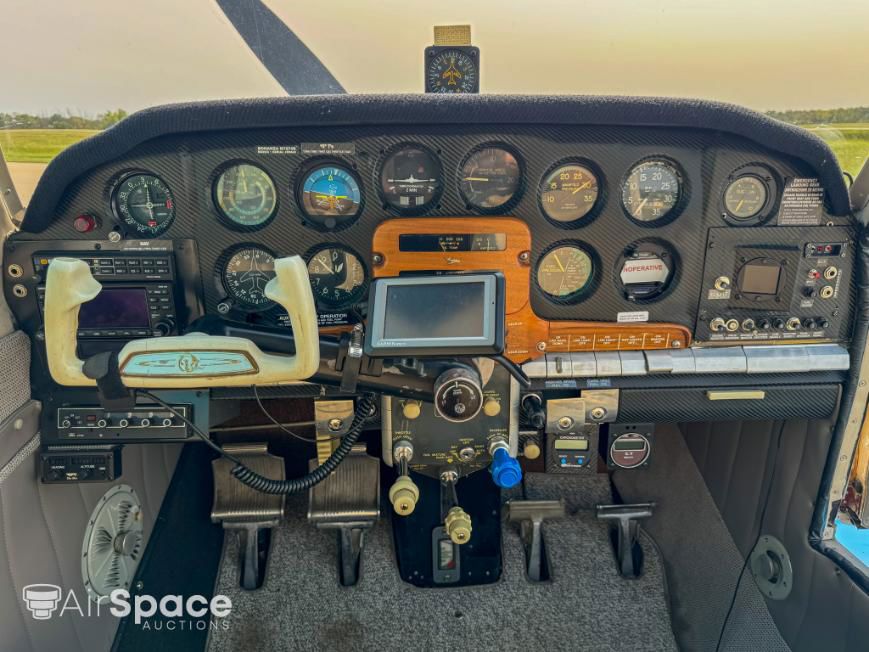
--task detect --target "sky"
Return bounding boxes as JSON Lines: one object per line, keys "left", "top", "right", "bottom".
{"left": 2, "top": 0, "right": 868, "bottom": 115}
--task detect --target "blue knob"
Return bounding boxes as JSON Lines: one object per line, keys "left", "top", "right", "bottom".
{"left": 490, "top": 447, "right": 522, "bottom": 488}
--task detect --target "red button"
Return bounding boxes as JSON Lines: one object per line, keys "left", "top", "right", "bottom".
{"left": 73, "top": 214, "right": 97, "bottom": 233}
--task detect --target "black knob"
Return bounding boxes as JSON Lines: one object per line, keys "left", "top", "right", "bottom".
{"left": 803, "top": 287, "right": 818, "bottom": 298}
{"left": 153, "top": 320, "right": 174, "bottom": 337}
{"left": 522, "top": 394, "right": 547, "bottom": 430}
{"left": 756, "top": 318, "right": 771, "bottom": 330}
{"left": 819, "top": 318, "right": 830, "bottom": 328}
{"left": 803, "top": 318, "right": 817, "bottom": 329}
{"left": 772, "top": 318, "right": 786, "bottom": 330}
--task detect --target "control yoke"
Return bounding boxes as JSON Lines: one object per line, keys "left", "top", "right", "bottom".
{"left": 44, "top": 256, "right": 320, "bottom": 388}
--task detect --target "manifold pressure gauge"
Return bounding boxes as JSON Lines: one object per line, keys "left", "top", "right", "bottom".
{"left": 424, "top": 25, "right": 480, "bottom": 94}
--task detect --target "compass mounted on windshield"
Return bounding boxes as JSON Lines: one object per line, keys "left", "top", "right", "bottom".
{"left": 424, "top": 25, "right": 479, "bottom": 94}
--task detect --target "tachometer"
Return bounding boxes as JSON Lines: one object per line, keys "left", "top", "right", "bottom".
{"left": 111, "top": 172, "right": 176, "bottom": 237}
{"left": 540, "top": 162, "right": 600, "bottom": 224}
{"left": 214, "top": 163, "right": 277, "bottom": 228}
{"left": 621, "top": 160, "right": 682, "bottom": 223}
{"left": 724, "top": 175, "right": 768, "bottom": 220}
{"left": 459, "top": 146, "right": 522, "bottom": 211}
{"left": 536, "top": 244, "right": 596, "bottom": 302}
{"left": 379, "top": 144, "right": 442, "bottom": 213}
{"left": 306, "top": 246, "right": 367, "bottom": 308}
{"left": 298, "top": 163, "right": 362, "bottom": 230}
{"left": 222, "top": 246, "right": 276, "bottom": 309}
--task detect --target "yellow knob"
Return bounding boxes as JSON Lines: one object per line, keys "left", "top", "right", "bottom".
{"left": 389, "top": 475, "right": 419, "bottom": 516}
{"left": 523, "top": 441, "right": 541, "bottom": 460}
{"left": 444, "top": 506, "right": 472, "bottom": 545}
{"left": 402, "top": 401, "right": 422, "bottom": 420}
{"left": 483, "top": 398, "right": 501, "bottom": 417}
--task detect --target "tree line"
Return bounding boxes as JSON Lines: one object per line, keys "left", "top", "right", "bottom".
{"left": 2, "top": 106, "right": 868, "bottom": 130}
{"left": 766, "top": 106, "right": 869, "bottom": 125}
{"left": 0, "top": 109, "right": 128, "bottom": 130}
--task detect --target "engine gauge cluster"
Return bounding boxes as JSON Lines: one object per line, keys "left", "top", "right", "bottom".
{"left": 535, "top": 243, "right": 597, "bottom": 303}
{"left": 540, "top": 162, "right": 601, "bottom": 225}
{"left": 621, "top": 159, "right": 683, "bottom": 224}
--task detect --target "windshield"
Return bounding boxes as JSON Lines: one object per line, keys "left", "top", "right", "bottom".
{"left": 2, "top": 0, "right": 868, "bottom": 201}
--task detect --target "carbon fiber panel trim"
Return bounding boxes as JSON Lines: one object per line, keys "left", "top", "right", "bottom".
{"left": 619, "top": 383, "right": 839, "bottom": 422}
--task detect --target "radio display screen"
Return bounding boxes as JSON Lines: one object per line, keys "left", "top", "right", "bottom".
{"left": 79, "top": 288, "right": 150, "bottom": 329}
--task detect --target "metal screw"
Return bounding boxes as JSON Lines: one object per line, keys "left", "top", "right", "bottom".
{"left": 328, "top": 418, "right": 343, "bottom": 431}
{"left": 518, "top": 251, "right": 530, "bottom": 264}
{"left": 536, "top": 341, "right": 547, "bottom": 352}
{"left": 671, "top": 340, "right": 682, "bottom": 348}
{"left": 108, "top": 231, "right": 122, "bottom": 243}
{"left": 557, "top": 416, "right": 573, "bottom": 430}
{"left": 590, "top": 407, "right": 607, "bottom": 421}
{"left": 372, "top": 253, "right": 384, "bottom": 266}
{"left": 217, "top": 302, "right": 231, "bottom": 314}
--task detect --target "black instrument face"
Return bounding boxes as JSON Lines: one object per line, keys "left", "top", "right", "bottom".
{"left": 379, "top": 145, "right": 442, "bottom": 213}
{"left": 540, "top": 163, "right": 601, "bottom": 224}
{"left": 621, "top": 160, "right": 682, "bottom": 223}
{"left": 222, "top": 246, "right": 276, "bottom": 309}
{"left": 306, "top": 246, "right": 367, "bottom": 308}
{"left": 425, "top": 49, "right": 479, "bottom": 94}
{"left": 214, "top": 163, "right": 278, "bottom": 228}
{"left": 459, "top": 146, "right": 522, "bottom": 211}
{"left": 724, "top": 175, "right": 768, "bottom": 220}
{"left": 111, "top": 173, "right": 176, "bottom": 237}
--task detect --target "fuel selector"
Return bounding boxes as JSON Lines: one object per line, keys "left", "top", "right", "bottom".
{"left": 434, "top": 367, "right": 484, "bottom": 423}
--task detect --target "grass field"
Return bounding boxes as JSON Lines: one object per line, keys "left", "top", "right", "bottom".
{"left": 0, "top": 129, "right": 98, "bottom": 163}
{"left": 1, "top": 124, "right": 867, "bottom": 176}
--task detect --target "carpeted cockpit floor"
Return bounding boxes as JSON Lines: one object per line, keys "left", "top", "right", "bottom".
{"left": 207, "top": 475, "right": 677, "bottom": 652}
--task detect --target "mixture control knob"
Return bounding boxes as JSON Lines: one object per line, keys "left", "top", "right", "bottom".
{"left": 444, "top": 506, "right": 472, "bottom": 545}
{"left": 489, "top": 445, "right": 522, "bottom": 489}
{"left": 401, "top": 401, "right": 422, "bottom": 420}
{"left": 433, "top": 367, "right": 484, "bottom": 423}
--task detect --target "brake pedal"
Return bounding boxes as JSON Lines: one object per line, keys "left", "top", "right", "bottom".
{"left": 507, "top": 499, "right": 566, "bottom": 582}
{"left": 308, "top": 444, "right": 380, "bottom": 587}
{"left": 595, "top": 502, "right": 655, "bottom": 578}
{"left": 212, "top": 443, "right": 285, "bottom": 590}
